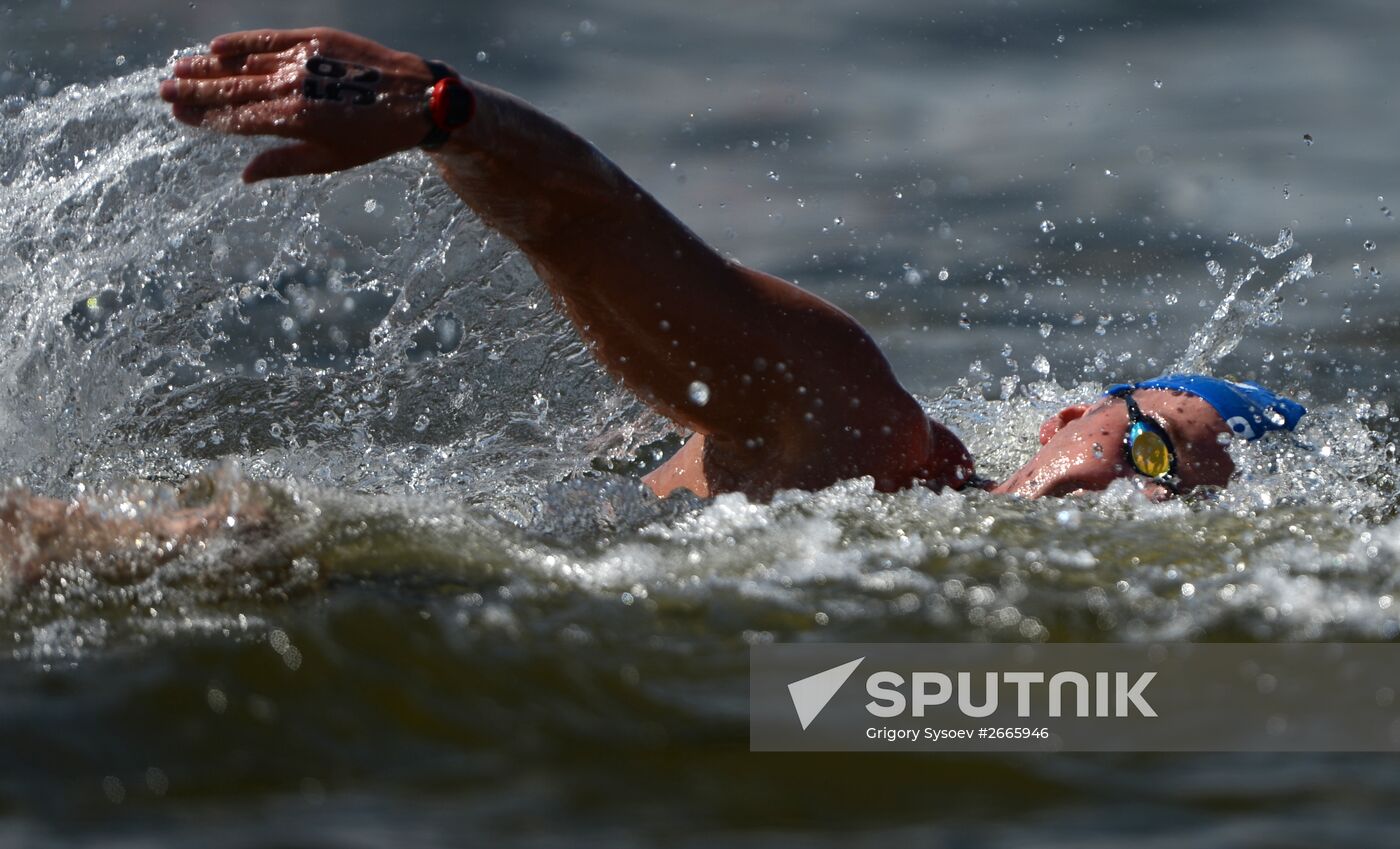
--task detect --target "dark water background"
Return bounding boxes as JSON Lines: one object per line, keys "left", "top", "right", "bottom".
{"left": 2, "top": 1, "right": 1400, "bottom": 846}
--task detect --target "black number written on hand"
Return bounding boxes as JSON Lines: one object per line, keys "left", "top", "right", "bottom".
{"left": 302, "top": 55, "right": 382, "bottom": 105}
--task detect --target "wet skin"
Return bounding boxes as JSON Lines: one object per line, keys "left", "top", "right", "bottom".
{"left": 992, "top": 389, "right": 1236, "bottom": 498}
{"left": 645, "top": 389, "right": 1236, "bottom": 500}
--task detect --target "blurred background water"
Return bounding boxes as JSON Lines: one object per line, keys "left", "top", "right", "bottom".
{"left": 2, "top": 0, "right": 1400, "bottom": 846}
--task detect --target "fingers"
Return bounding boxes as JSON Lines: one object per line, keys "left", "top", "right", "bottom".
{"left": 242, "top": 142, "right": 366, "bottom": 183}
{"left": 173, "top": 51, "right": 286, "bottom": 79}
{"left": 209, "top": 28, "right": 323, "bottom": 57}
{"left": 242, "top": 142, "right": 318, "bottom": 182}
{"left": 169, "top": 103, "right": 208, "bottom": 127}
{"left": 160, "top": 75, "right": 294, "bottom": 107}
{"left": 172, "top": 101, "right": 304, "bottom": 138}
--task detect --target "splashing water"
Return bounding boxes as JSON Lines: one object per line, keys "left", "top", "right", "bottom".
{"left": 1173, "top": 230, "right": 1313, "bottom": 372}
{"left": 0, "top": 67, "right": 659, "bottom": 506}
{"left": 1232, "top": 227, "right": 1296, "bottom": 260}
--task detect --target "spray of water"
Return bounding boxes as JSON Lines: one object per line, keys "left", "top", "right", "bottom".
{"left": 1173, "top": 228, "right": 1313, "bottom": 372}
{"left": 0, "top": 65, "right": 660, "bottom": 505}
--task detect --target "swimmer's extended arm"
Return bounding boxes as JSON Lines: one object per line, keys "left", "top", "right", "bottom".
{"left": 1, "top": 482, "right": 268, "bottom": 584}
{"left": 423, "top": 81, "right": 938, "bottom": 488}
{"left": 162, "top": 29, "right": 953, "bottom": 490}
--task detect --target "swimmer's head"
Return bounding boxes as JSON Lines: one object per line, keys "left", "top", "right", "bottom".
{"left": 993, "top": 374, "right": 1306, "bottom": 498}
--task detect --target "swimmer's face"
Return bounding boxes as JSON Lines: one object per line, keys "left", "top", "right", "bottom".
{"left": 993, "top": 389, "right": 1235, "bottom": 498}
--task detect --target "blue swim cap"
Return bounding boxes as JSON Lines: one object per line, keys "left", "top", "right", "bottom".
{"left": 1104, "top": 373, "right": 1306, "bottom": 441}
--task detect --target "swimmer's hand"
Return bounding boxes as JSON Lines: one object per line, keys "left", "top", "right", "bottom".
{"left": 160, "top": 28, "right": 437, "bottom": 183}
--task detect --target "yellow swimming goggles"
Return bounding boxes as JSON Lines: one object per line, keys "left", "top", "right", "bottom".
{"left": 1107, "top": 386, "right": 1179, "bottom": 492}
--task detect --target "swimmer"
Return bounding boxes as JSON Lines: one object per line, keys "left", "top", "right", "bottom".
{"left": 168, "top": 28, "right": 1304, "bottom": 499}
{"left": 1, "top": 28, "right": 1308, "bottom": 578}
{"left": 0, "top": 469, "right": 269, "bottom": 583}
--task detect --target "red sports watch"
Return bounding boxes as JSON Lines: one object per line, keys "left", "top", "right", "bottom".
{"left": 420, "top": 60, "right": 475, "bottom": 149}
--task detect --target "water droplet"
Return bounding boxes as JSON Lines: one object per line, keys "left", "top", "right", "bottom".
{"left": 1056, "top": 34, "right": 1065, "bottom": 43}
{"left": 1073, "top": 241, "right": 1083, "bottom": 252}
{"left": 1365, "top": 240, "right": 1377, "bottom": 251}
{"left": 903, "top": 267, "right": 923, "bottom": 284}
{"left": 1032, "top": 354, "right": 1050, "bottom": 375}
{"left": 1152, "top": 79, "right": 1163, "bottom": 89}
{"left": 688, "top": 381, "right": 711, "bottom": 406}
{"left": 102, "top": 776, "right": 126, "bottom": 804}
{"left": 476, "top": 51, "right": 489, "bottom": 63}
{"left": 1206, "top": 259, "right": 1223, "bottom": 277}
{"left": 1303, "top": 133, "right": 1313, "bottom": 145}
{"left": 414, "top": 414, "right": 430, "bottom": 432}
{"left": 363, "top": 199, "right": 378, "bottom": 214}
{"left": 937, "top": 267, "right": 950, "bottom": 281}
{"left": 1039, "top": 323, "right": 1053, "bottom": 339}
{"left": 1039, "top": 220, "right": 1056, "bottom": 233}
{"left": 253, "top": 358, "right": 268, "bottom": 375}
